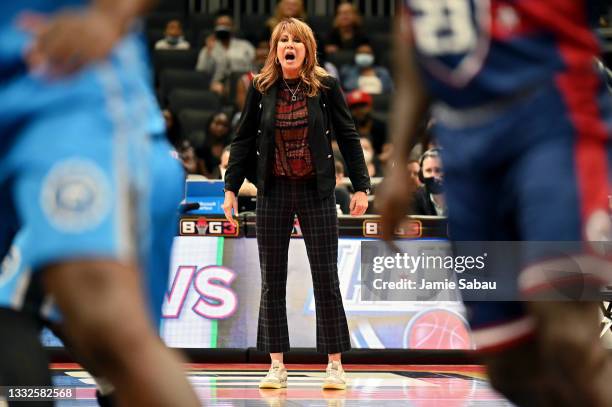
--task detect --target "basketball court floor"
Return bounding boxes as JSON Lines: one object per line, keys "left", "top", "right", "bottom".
{"left": 51, "top": 363, "right": 512, "bottom": 406}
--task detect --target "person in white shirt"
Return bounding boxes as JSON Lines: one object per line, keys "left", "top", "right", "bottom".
{"left": 155, "top": 19, "right": 190, "bottom": 50}
{"left": 195, "top": 10, "right": 255, "bottom": 95}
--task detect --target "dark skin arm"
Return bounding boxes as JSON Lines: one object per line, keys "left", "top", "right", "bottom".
{"left": 19, "top": 0, "right": 156, "bottom": 76}
{"left": 376, "top": 9, "right": 431, "bottom": 241}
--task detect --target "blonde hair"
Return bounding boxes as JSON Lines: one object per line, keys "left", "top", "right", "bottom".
{"left": 254, "top": 18, "right": 329, "bottom": 97}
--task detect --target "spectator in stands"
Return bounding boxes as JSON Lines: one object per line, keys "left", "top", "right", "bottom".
{"left": 407, "top": 159, "right": 422, "bottom": 187}
{"left": 195, "top": 10, "right": 255, "bottom": 95}
{"left": 261, "top": 0, "right": 307, "bottom": 41}
{"left": 334, "top": 161, "right": 351, "bottom": 214}
{"left": 233, "top": 40, "right": 271, "bottom": 127}
{"left": 179, "top": 139, "right": 207, "bottom": 176}
{"left": 341, "top": 43, "right": 394, "bottom": 94}
{"left": 197, "top": 111, "right": 232, "bottom": 176}
{"left": 324, "top": 2, "right": 369, "bottom": 55}
{"left": 217, "top": 147, "right": 257, "bottom": 195}
{"left": 412, "top": 149, "right": 446, "bottom": 216}
{"left": 318, "top": 51, "right": 340, "bottom": 79}
{"left": 346, "top": 90, "right": 389, "bottom": 155}
{"left": 162, "top": 109, "right": 181, "bottom": 146}
{"left": 360, "top": 136, "right": 383, "bottom": 177}
{"left": 155, "top": 19, "right": 191, "bottom": 50}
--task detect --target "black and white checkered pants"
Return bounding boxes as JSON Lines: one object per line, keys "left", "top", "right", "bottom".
{"left": 255, "top": 176, "right": 351, "bottom": 354}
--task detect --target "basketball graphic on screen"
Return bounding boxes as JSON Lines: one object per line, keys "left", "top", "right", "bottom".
{"left": 404, "top": 309, "right": 472, "bottom": 349}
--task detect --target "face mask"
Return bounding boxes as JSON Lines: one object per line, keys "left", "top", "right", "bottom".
{"left": 165, "top": 35, "right": 181, "bottom": 45}
{"left": 424, "top": 177, "right": 444, "bottom": 195}
{"left": 355, "top": 53, "right": 374, "bottom": 68}
{"left": 362, "top": 149, "right": 373, "bottom": 164}
{"left": 215, "top": 26, "right": 232, "bottom": 41}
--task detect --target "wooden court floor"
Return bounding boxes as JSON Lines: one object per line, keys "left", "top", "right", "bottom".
{"left": 50, "top": 363, "right": 513, "bottom": 406}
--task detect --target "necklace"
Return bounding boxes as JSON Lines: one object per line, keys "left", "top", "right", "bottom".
{"left": 283, "top": 78, "right": 301, "bottom": 102}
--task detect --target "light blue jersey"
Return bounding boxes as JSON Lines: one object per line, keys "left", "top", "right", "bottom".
{"left": 0, "top": 3, "right": 160, "bottom": 304}
{"left": 0, "top": 137, "right": 184, "bottom": 329}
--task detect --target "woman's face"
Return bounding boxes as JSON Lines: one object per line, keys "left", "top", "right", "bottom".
{"left": 276, "top": 30, "right": 307, "bottom": 77}
{"left": 336, "top": 4, "right": 355, "bottom": 28}
{"left": 209, "top": 113, "right": 230, "bottom": 138}
{"left": 280, "top": 0, "right": 301, "bottom": 18}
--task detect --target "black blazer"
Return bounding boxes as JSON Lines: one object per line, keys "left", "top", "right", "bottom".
{"left": 225, "top": 76, "right": 370, "bottom": 199}
{"left": 412, "top": 186, "right": 437, "bottom": 216}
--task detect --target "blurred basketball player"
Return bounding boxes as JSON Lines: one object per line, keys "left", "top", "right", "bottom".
{"left": 0, "top": 1, "right": 198, "bottom": 406}
{"left": 379, "top": 1, "right": 612, "bottom": 405}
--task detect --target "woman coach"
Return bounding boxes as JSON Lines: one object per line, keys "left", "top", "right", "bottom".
{"left": 222, "top": 18, "right": 370, "bottom": 390}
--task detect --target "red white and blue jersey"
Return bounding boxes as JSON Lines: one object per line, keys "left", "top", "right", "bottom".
{"left": 402, "top": 0, "right": 607, "bottom": 108}
{"left": 403, "top": 0, "right": 612, "bottom": 352}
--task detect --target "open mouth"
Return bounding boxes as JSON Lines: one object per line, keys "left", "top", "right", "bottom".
{"left": 285, "top": 52, "right": 295, "bottom": 61}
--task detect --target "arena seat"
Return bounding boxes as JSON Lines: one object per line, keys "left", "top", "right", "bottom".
{"left": 178, "top": 109, "right": 217, "bottom": 142}
{"left": 169, "top": 89, "right": 222, "bottom": 113}
{"left": 153, "top": 49, "right": 199, "bottom": 74}
{"left": 327, "top": 50, "right": 356, "bottom": 72}
{"left": 362, "top": 17, "right": 392, "bottom": 33}
{"left": 308, "top": 15, "right": 334, "bottom": 40}
{"left": 241, "top": 15, "right": 269, "bottom": 44}
{"left": 159, "top": 69, "right": 213, "bottom": 102}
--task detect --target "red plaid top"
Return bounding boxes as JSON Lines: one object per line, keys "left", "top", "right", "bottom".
{"left": 272, "top": 79, "right": 315, "bottom": 178}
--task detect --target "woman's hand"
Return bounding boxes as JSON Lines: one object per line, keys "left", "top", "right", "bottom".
{"left": 349, "top": 191, "right": 368, "bottom": 216}
{"left": 222, "top": 191, "right": 238, "bottom": 226}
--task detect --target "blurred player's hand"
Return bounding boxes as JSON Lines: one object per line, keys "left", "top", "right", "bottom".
{"left": 376, "top": 162, "right": 415, "bottom": 241}
{"left": 19, "top": 10, "right": 124, "bottom": 77}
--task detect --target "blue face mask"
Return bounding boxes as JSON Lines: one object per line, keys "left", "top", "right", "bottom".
{"left": 355, "top": 53, "right": 374, "bottom": 68}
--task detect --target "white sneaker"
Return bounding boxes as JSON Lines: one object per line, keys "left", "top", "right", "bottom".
{"left": 259, "top": 360, "right": 288, "bottom": 389}
{"left": 322, "top": 361, "right": 347, "bottom": 390}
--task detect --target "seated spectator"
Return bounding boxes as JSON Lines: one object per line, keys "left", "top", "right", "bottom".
{"left": 196, "top": 112, "right": 232, "bottom": 177}
{"left": 155, "top": 19, "right": 191, "bottom": 50}
{"left": 412, "top": 149, "right": 446, "bottom": 216}
{"left": 195, "top": 10, "right": 255, "bottom": 95}
{"left": 334, "top": 161, "right": 351, "bottom": 214}
{"left": 407, "top": 159, "right": 422, "bottom": 187}
{"left": 341, "top": 43, "right": 393, "bottom": 94}
{"left": 262, "top": 0, "right": 307, "bottom": 42}
{"left": 233, "top": 40, "right": 270, "bottom": 127}
{"left": 346, "top": 90, "right": 389, "bottom": 155}
{"left": 162, "top": 109, "right": 181, "bottom": 146}
{"left": 325, "top": 1, "right": 369, "bottom": 55}
{"left": 178, "top": 140, "right": 207, "bottom": 176}
{"left": 360, "top": 136, "right": 383, "bottom": 178}
{"left": 318, "top": 51, "right": 340, "bottom": 79}
{"left": 217, "top": 146, "right": 257, "bottom": 196}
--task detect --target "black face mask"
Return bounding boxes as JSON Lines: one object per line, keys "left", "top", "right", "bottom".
{"left": 424, "top": 177, "right": 444, "bottom": 194}
{"left": 215, "top": 27, "right": 232, "bottom": 41}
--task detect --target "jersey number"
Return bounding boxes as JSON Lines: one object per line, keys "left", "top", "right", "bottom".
{"left": 410, "top": 0, "right": 477, "bottom": 55}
